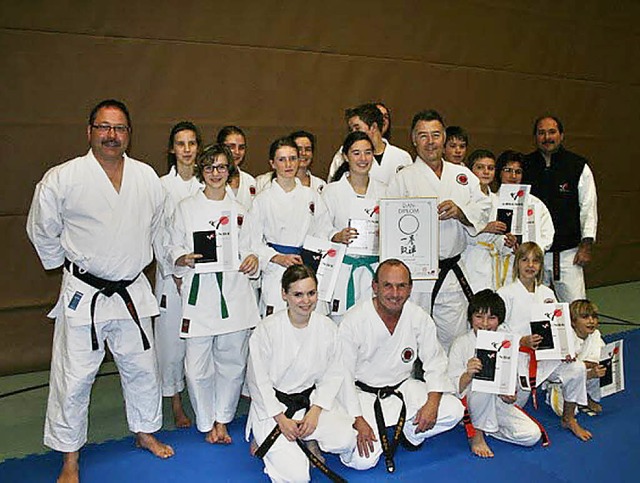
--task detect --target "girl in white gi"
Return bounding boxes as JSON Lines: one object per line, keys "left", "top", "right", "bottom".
{"left": 168, "top": 144, "right": 261, "bottom": 444}
{"left": 460, "top": 150, "right": 510, "bottom": 293}
{"left": 154, "top": 121, "right": 202, "bottom": 428}
{"left": 496, "top": 151, "right": 555, "bottom": 284}
{"left": 448, "top": 289, "right": 541, "bottom": 458}
{"left": 322, "top": 131, "right": 386, "bottom": 322}
{"left": 216, "top": 125, "right": 257, "bottom": 210}
{"left": 246, "top": 265, "right": 357, "bottom": 483}
{"left": 498, "top": 242, "right": 592, "bottom": 441}
{"left": 247, "top": 136, "right": 334, "bottom": 317}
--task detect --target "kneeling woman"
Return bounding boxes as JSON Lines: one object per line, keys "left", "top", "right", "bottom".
{"left": 246, "top": 265, "right": 357, "bottom": 483}
{"left": 168, "top": 144, "right": 261, "bottom": 443}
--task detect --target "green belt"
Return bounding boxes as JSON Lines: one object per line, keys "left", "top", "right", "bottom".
{"left": 187, "top": 272, "right": 229, "bottom": 319}
{"left": 342, "top": 255, "right": 378, "bottom": 309}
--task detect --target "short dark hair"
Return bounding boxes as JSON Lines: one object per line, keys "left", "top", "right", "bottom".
{"left": 496, "top": 149, "right": 524, "bottom": 180}
{"left": 332, "top": 131, "right": 373, "bottom": 182}
{"left": 281, "top": 264, "right": 318, "bottom": 292}
{"left": 290, "top": 130, "right": 316, "bottom": 153}
{"left": 167, "top": 121, "right": 202, "bottom": 171}
{"left": 445, "top": 126, "right": 469, "bottom": 145}
{"left": 375, "top": 101, "right": 392, "bottom": 140}
{"left": 467, "top": 289, "right": 506, "bottom": 326}
{"left": 88, "top": 99, "right": 132, "bottom": 129}
{"left": 216, "top": 125, "right": 246, "bottom": 145}
{"left": 373, "top": 259, "right": 412, "bottom": 285}
{"left": 351, "top": 103, "right": 384, "bottom": 132}
{"left": 533, "top": 115, "right": 564, "bottom": 135}
{"left": 194, "top": 143, "right": 237, "bottom": 183}
{"left": 411, "top": 109, "right": 445, "bottom": 133}
{"left": 269, "top": 136, "right": 298, "bottom": 160}
{"left": 466, "top": 149, "right": 496, "bottom": 170}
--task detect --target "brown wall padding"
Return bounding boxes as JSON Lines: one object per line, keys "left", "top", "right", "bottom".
{"left": 1, "top": 0, "right": 639, "bottom": 374}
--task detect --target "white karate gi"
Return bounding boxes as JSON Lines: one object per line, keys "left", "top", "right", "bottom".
{"left": 232, "top": 169, "right": 258, "bottom": 210}
{"left": 321, "top": 175, "right": 386, "bottom": 320}
{"left": 575, "top": 329, "right": 605, "bottom": 402}
{"left": 339, "top": 298, "right": 464, "bottom": 470}
{"left": 167, "top": 190, "right": 260, "bottom": 431}
{"left": 387, "top": 159, "right": 491, "bottom": 350}
{"left": 26, "top": 150, "right": 164, "bottom": 452}
{"left": 247, "top": 179, "right": 335, "bottom": 316}
{"left": 498, "top": 281, "right": 587, "bottom": 407}
{"left": 154, "top": 167, "right": 203, "bottom": 397}
{"left": 448, "top": 330, "right": 541, "bottom": 446}
{"left": 327, "top": 140, "right": 412, "bottom": 186}
{"left": 246, "top": 311, "right": 357, "bottom": 483}
{"left": 256, "top": 170, "right": 326, "bottom": 195}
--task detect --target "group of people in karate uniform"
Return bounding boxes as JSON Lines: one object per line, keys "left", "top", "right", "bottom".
{"left": 150, "top": 102, "right": 603, "bottom": 482}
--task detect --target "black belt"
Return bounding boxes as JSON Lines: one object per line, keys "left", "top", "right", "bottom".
{"left": 355, "top": 380, "right": 407, "bottom": 473}
{"left": 430, "top": 254, "right": 474, "bottom": 314}
{"left": 254, "top": 385, "right": 345, "bottom": 483}
{"left": 64, "top": 259, "right": 149, "bottom": 352}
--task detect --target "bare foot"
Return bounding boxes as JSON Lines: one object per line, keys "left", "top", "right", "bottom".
{"left": 468, "top": 431, "right": 494, "bottom": 458}
{"left": 249, "top": 438, "right": 258, "bottom": 456}
{"left": 306, "top": 440, "right": 326, "bottom": 466}
{"left": 57, "top": 452, "right": 79, "bottom": 483}
{"left": 214, "top": 422, "right": 233, "bottom": 444}
{"left": 205, "top": 427, "right": 220, "bottom": 444}
{"left": 561, "top": 418, "right": 593, "bottom": 441}
{"left": 135, "top": 433, "right": 175, "bottom": 458}
{"left": 171, "top": 393, "right": 192, "bottom": 428}
{"left": 587, "top": 398, "right": 602, "bottom": 414}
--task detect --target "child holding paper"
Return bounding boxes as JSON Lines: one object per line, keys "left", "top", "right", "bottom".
{"left": 498, "top": 242, "right": 592, "bottom": 441}
{"left": 449, "top": 289, "right": 541, "bottom": 458}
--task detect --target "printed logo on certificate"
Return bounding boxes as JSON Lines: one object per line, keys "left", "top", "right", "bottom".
{"left": 600, "top": 340, "right": 624, "bottom": 397}
{"left": 529, "top": 303, "right": 576, "bottom": 360}
{"left": 347, "top": 198, "right": 380, "bottom": 256}
{"left": 193, "top": 210, "right": 241, "bottom": 273}
{"left": 497, "top": 184, "right": 530, "bottom": 237}
{"left": 379, "top": 197, "right": 438, "bottom": 280}
{"left": 472, "top": 330, "right": 518, "bottom": 396}
{"left": 301, "top": 236, "right": 346, "bottom": 302}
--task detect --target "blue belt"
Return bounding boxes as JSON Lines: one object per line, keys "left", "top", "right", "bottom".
{"left": 268, "top": 243, "right": 302, "bottom": 255}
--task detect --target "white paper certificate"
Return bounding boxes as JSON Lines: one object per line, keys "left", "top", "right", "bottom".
{"left": 301, "top": 235, "right": 346, "bottom": 302}
{"left": 379, "top": 197, "right": 438, "bottom": 280}
{"left": 347, "top": 199, "right": 380, "bottom": 256}
{"left": 194, "top": 209, "right": 240, "bottom": 273}
{"left": 530, "top": 303, "right": 576, "bottom": 360}
{"left": 472, "top": 330, "right": 518, "bottom": 396}
{"left": 525, "top": 204, "right": 541, "bottom": 245}
{"left": 600, "top": 340, "right": 624, "bottom": 398}
{"left": 497, "top": 184, "right": 530, "bottom": 237}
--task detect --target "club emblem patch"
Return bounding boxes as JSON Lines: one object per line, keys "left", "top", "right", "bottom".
{"left": 456, "top": 174, "right": 468, "bottom": 185}
{"left": 309, "top": 201, "right": 315, "bottom": 214}
{"left": 237, "top": 214, "right": 244, "bottom": 227}
{"left": 401, "top": 347, "right": 415, "bottom": 363}
{"left": 249, "top": 186, "right": 256, "bottom": 195}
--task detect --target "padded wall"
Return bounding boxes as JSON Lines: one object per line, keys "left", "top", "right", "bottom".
{"left": 1, "top": 0, "right": 638, "bottom": 374}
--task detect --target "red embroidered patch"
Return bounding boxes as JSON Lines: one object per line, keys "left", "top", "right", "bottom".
{"left": 401, "top": 347, "right": 415, "bottom": 363}
{"left": 456, "top": 174, "right": 468, "bottom": 185}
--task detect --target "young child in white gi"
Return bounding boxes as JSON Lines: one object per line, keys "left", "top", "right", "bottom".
{"left": 322, "top": 131, "right": 387, "bottom": 323}
{"left": 498, "top": 242, "right": 592, "bottom": 441}
{"left": 154, "top": 121, "right": 202, "bottom": 429}
{"left": 246, "top": 265, "right": 357, "bottom": 483}
{"left": 168, "top": 144, "right": 261, "bottom": 444}
{"left": 449, "top": 289, "right": 541, "bottom": 458}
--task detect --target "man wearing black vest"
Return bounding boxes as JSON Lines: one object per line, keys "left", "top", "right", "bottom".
{"left": 523, "top": 116, "right": 598, "bottom": 303}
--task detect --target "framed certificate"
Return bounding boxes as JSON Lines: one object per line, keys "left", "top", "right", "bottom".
{"left": 194, "top": 209, "right": 241, "bottom": 273}
{"left": 379, "top": 197, "right": 438, "bottom": 280}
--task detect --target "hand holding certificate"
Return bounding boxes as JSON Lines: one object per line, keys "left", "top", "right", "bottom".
{"left": 193, "top": 210, "right": 241, "bottom": 273}
{"left": 472, "top": 330, "right": 518, "bottom": 396}
{"left": 301, "top": 235, "right": 346, "bottom": 301}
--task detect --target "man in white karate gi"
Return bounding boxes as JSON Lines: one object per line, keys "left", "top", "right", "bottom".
{"left": 339, "top": 259, "right": 463, "bottom": 473}
{"left": 387, "top": 109, "right": 491, "bottom": 350}
{"left": 27, "top": 99, "right": 173, "bottom": 483}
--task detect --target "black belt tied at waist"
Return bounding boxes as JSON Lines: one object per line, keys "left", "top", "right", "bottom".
{"left": 64, "top": 259, "right": 149, "bottom": 352}
{"left": 355, "top": 379, "right": 408, "bottom": 473}
{"left": 254, "top": 385, "right": 345, "bottom": 483}
{"left": 430, "top": 253, "right": 474, "bottom": 314}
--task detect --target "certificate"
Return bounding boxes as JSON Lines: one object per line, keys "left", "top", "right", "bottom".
{"left": 472, "top": 330, "right": 518, "bottom": 396}
{"left": 600, "top": 340, "right": 624, "bottom": 397}
{"left": 525, "top": 204, "right": 541, "bottom": 245}
{"left": 497, "top": 184, "right": 530, "bottom": 237}
{"left": 193, "top": 209, "right": 240, "bottom": 273}
{"left": 379, "top": 197, "right": 438, "bottom": 280}
{"left": 529, "top": 303, "right": 576, "bottom": 360}
{"left": 301, "top": 235, "right": 346, "bottom": 302}
{"left": 347, "top": 198, "right": 380, "bottom": 256}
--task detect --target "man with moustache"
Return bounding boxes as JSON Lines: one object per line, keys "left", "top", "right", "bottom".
{"left": 387, "top": 110, "right": 490, "bottom": 350}
{"left": 523, "top": 116, "right": 598, "bottom": 302}
{"left": 27, "top": 99, "right": 173, "bottom": 482}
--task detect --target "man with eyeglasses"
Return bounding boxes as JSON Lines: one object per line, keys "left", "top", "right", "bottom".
{"left": 523, "top": 116, "right": 598, "bottom": 303}
{"left": 27, "top": 99, "right": 173, "bottom": 482}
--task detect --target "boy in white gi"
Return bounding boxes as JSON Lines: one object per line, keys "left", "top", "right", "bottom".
{"left": 339, "top": 259, "right": 464, "bottom": 473}
{"left": 26, "top": 99, "right": 173, "bottom": 483}
{"left": 449, "top": 289, "right": 542, "bottom": 458}
{"left": 168, "top": 144, "right": 261, "bottom": 444}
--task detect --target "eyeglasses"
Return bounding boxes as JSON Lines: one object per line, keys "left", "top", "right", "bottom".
{"left": 91, "top": 124, "right": 130, "bottom": 134}
{"left": 202, "top": 164, "right": 229, "bottom": 174}
{"left": 502, "top": 167, "right": 523, "bottom": 175}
